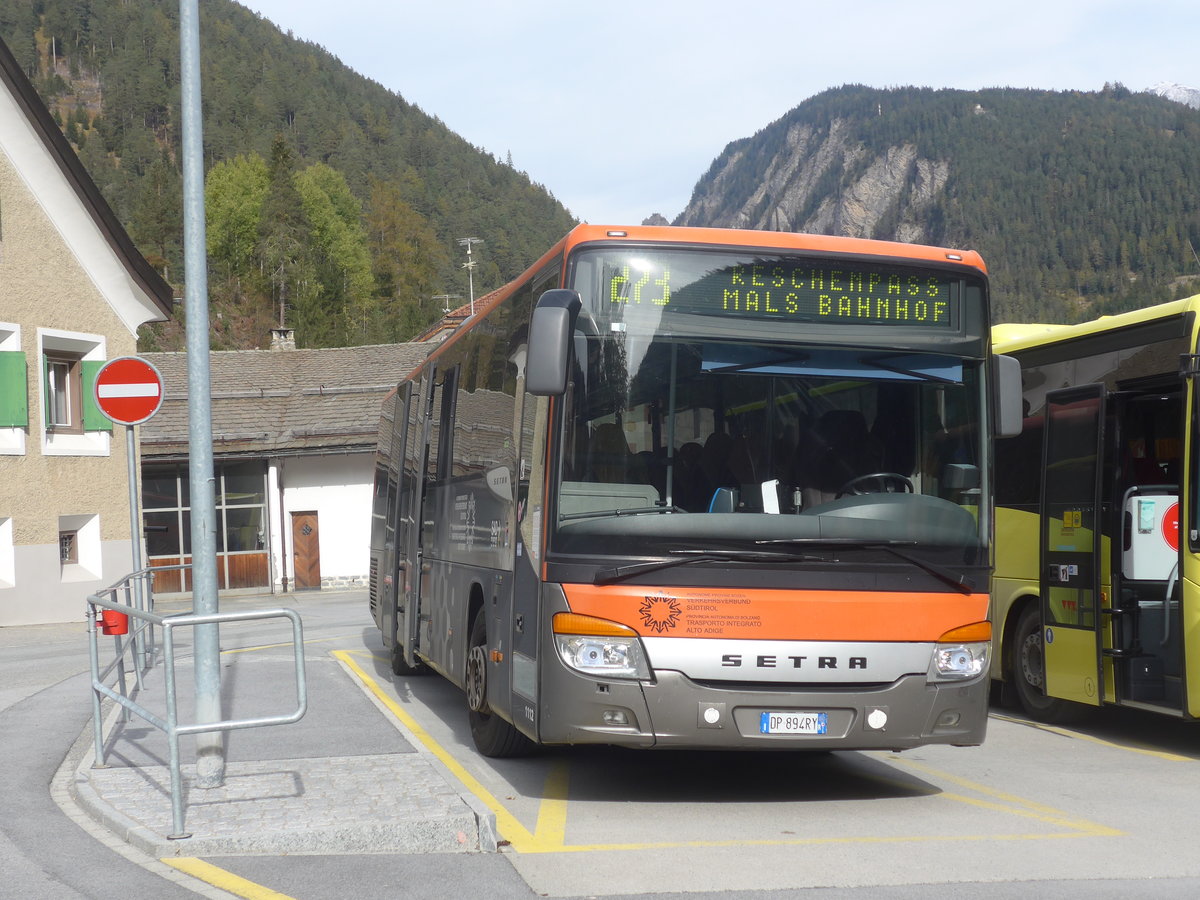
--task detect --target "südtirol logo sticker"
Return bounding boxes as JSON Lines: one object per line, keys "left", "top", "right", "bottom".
{"left": 639, "top": 595, "right": 681, "bottom": 633}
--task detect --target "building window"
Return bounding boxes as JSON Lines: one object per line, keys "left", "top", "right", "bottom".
{"left": 142, "top": 461, "right": 270, "bottom": 592}
{"left": 46, "top": 353, "right": 83, "bottom": 433}
{"left": 58, "top": 513, "right": 100, "bottom": 582}
{"left": 59, "top": 529, "right": 78, "bottom": 564}
{"left": 38, "top": 329, "right": 110, "bottom": 456}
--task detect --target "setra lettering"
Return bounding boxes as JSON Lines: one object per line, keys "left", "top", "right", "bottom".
{"left": 719, "top": 653, "right": 869, "bottom": 670}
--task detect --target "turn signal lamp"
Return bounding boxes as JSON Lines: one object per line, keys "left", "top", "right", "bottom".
{"left": 928, "top": 621, "right": 991, "bottom": 682}
{"left": 553, "top": 612, "right": 651, "bottom": 680}
{"left": 553, "top": 612, "right": 637, "bottom": 637}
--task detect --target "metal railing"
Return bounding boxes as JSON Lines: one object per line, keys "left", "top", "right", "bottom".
{"left": 86, "top": 565, "right": 307, "bottom": 839}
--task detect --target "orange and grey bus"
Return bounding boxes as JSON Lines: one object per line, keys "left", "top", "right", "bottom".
{"left": 369, "top": 224, "right": 1020, "bottom": 756}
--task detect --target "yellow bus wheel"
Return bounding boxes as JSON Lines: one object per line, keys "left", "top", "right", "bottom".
{"left": 1012, "top": 604, "right": 1085, "bottom": 723}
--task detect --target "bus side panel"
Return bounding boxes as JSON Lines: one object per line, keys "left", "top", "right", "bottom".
{"left": 989, "top": 505, "right": 1040, "bottom": 681}
{"left": 508, "top": 546, "right": 540, "bottom": 739}
{"left": 1185, "top": 573, "right": 1200, "bottom": 718}
{"left": 415, "top": 261, "right": 548, "bottom": 736}
{"left": 420, "top": 475, "right": 511, "bottom": 680}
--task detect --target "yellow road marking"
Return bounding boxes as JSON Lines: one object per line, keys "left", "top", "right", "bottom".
{"left": 990, "top": 712, "right": 1193, "bottom": 762}
{"left": 161, "top": 857, "right": 294, "bottom": 899}
{"left": 333, "top": 649, "right": 541, "bottom": 851}
{"left": 340, "top": 648, "right": 1123, "bottom": 854}
{"left": 533, "top": 762, "right": 570, "bottom": 845}
{"left": 891, "top": 756, "right": 1122, "bottom": 836}
{"left": 513, "top": 829, "right": 1109, "bottom": 854}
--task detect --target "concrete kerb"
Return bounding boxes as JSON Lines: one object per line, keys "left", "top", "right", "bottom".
{"left": 331, "top": 650, "right": 500, "bottom": 853}
{"left": 67, "top": 639, "right": 497, "bottom": 857}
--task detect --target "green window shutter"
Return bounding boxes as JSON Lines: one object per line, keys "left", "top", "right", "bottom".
{"left": 0, "top": 351, "right": 29, "bottom": 427}
{"left": 81, "top": 359, "right": 112, "bottom": 432}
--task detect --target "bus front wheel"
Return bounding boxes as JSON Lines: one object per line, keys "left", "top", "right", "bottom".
{"left": 466, "top": 611, "right": 533, "bottom": 758}
{"left": 1012, "top": 604, "right": 1084, "bottom": 723}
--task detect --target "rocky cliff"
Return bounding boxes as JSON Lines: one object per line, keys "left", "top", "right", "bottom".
{"left": 673, "top": 84, "right": 1200, "bottom": 323}
{"left": 678, "top": 117, "right": 949, "bottom": 244}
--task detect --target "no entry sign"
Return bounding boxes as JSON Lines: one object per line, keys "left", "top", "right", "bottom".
{"left": 93, "top": 356, "right": 164, "bottom": 425}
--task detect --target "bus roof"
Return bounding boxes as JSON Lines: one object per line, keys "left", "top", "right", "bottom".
{"left": 557, "top": 224, "right": 987, "bottom": 273}
{"left": 992, "top": 294, "right": 1200, "bottom": 354}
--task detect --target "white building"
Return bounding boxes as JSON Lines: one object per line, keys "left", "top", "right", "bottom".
{"left": 140, "top": 339, "right": 428, "bottom": 595}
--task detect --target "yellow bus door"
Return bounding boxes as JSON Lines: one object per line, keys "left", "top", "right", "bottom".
{"left": 1039, "top": 385, "right": 1106, "bottom": 706}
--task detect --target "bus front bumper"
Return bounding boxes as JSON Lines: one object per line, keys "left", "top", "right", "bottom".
{"left": 537, "top": 669, "right": 989, "bottom": 751}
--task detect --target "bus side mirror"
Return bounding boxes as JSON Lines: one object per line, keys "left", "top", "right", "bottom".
{"left": 526, "top": 289, "right": 582, "bottom": 396}
{"left": 993, "top": 354, "right": 1023, "bottom": 438}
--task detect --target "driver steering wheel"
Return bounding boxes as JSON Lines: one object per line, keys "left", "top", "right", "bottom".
{"left": 836, "top": 472, "right": 915, "bottom": 498}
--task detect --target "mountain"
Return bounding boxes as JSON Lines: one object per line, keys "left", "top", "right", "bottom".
{"left": 675, "top": 85, "right": 1200, "bottom": 324}
{"left": 1149, "top": 81, "right": 1200, "bottom": 109}
{"left": 1, "top": 0, "right": 577, "bottom": 349}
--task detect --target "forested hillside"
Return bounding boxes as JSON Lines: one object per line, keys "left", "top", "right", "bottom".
{"left": 677, "top": 85, "right": 1200, "bottom": 324}
{"left": 1, "top": 0, "right": 577, "bottom": 349}
{"left": 9, "top": 1, "right": 1200, "bottom": 336}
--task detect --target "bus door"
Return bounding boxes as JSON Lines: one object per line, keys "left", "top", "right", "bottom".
{"left": 1111, "top": 389, "right": 1183, "bottom": 710}
{"left": 1039, "top": 384, "right": 1106, "bottom": 707}
{"left": 395, "top": 372, "right": 435, "bottom": 669}
{"left": 376, "top": 384, "right": 410, "bottom": 646}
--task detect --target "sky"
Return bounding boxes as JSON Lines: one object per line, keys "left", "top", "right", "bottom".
{"left": 237, "top": 0, "right": 1198, "bottom": 227}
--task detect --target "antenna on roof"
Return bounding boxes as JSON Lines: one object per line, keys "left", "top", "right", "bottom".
{"left": 457, "top": 237, "right": 484, "bottom": 316}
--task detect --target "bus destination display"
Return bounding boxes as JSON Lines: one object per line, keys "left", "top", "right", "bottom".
{"left": 605, "top": 255, "right": 958, "bottom": 328}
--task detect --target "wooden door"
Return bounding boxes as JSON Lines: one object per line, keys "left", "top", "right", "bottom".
{"left": 291, "top": 511, "right": 321, "bottom": 590}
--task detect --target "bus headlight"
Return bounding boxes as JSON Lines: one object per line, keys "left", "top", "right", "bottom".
{"left": 928, "top": 622, "right": 991, "bottom": 682}
{"left": 553, "top": 612, "right": 651, "bottom": 680}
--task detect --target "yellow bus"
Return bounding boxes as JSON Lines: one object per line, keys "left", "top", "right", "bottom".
{"left": 991, "top": 296, "right": 1200, "bottom": 721}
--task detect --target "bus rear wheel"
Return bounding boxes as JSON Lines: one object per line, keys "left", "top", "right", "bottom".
{"left": 1012, "top": 604, "right": 1084, "bottom": 723}
{"left": 466, "top": 611, "right": 533, "bottom": 758}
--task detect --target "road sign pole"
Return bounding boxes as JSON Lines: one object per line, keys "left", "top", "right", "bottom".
{"left": 125, "top": 425, "right": 147, "bottom": 669}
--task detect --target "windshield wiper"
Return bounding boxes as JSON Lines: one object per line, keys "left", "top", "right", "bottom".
{"left": 561, "top": 505, "right": 683, "bottom": 522}
{"left": 757, "top": 538, "right": 976, "bottom": 595}
{"left": 594, "top": 548, "right": 822, "bottom": 586}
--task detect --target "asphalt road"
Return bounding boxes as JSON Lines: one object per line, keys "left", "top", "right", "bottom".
{"left": 4, "top": 590, "right": 1200, "bottom": 899}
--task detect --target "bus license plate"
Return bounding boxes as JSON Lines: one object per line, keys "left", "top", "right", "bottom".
{"left": 760, "top": 711, "right": 828, "bottom": 735}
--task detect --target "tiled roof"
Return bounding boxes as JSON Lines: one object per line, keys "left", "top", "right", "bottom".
{"left": 140, "top": 344, "right": 431, "bottom": 459}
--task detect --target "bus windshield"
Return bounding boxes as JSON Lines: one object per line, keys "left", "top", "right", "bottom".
{"left": 552, "top": 247, "right": 986, "bottom": 558}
